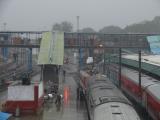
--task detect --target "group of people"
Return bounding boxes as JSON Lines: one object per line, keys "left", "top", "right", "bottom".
{"left": 42, "top": 64, "right": 71, "bottom": 112}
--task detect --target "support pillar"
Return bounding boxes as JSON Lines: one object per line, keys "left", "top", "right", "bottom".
{"left": 28, "top": 48, "right": 32, "bottom": 72}
{"left": 119, "top": 48, "right": 122, "bottom": 88}
{"left": 139, "top": 50, "right": 142, "bottom": 98}
{"left": 103, "top": 49, "right": 106, "bottom": 74}
{"left": 79, "top": 48, "right": 83, "bottom": 70}
{"left": 2, "top": 47, "right": 8, "bottom": 63}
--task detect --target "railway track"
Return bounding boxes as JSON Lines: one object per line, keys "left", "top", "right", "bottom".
{"left": 0, "top": 62, "right": 40, "bottom": 89}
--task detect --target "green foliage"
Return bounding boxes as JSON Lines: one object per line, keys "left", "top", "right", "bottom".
{"left": 99, "top": 25, "right": 124, "bottom": 34}
{"left": 98, "top": 16, "right": 160, "bottom": 34}
{"left": 52, "top": 23, "right": 61, "bottom": 31}
{"left": 52, "top": 16, "right": 160, "bottom": 34}
{"left": 124, "top": 16, "right": 160, "bottom": 33}
{"left": 52, "top": 21, "right": 73, "bottom": 32}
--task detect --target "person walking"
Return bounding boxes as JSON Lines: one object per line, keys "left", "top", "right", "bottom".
{"left": 55, "top": 94, "right": 62, "bottom": 111}
{"left": 63, "top": 70, "right": 66, "bottom": 82}
{"left": 77, "top": 87, "right": 80, "bottom": 100}
{"left": 63, "top": 70, "right": 66, "bottom": 77}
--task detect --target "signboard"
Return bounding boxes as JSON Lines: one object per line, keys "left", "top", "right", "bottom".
{"left": 8, "top": 85, "right": 34, "bottom": 101}
{"left": 147, "top": 36, "right": 160, "bottom": 54}
{"left": 86, "top": 57, "right": 93, "bottom": 64}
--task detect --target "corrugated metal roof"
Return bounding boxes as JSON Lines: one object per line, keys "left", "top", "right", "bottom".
{"left": 88, "top": 75, "right": 131, "bottom": 106}
{"left": 38, "top": 31, "right": 64, "bottom": 65}
{"left": 120, "top": 54, "right": 160, "bottom": 77}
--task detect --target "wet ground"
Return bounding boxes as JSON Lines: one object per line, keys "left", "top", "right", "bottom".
{"left": 8, "top": 55, "right": 88, "bottom": 120}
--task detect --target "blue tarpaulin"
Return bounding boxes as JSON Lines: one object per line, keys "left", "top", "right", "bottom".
{"left": 0, "top": 112, "right": 12, "bottom": 120}
{"left": 147, "top": 36, "right": 160, "bottom": 54}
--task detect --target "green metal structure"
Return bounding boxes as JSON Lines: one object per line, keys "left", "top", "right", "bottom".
{"left": 38, "top": 32, "right": 64, "bottom": 65}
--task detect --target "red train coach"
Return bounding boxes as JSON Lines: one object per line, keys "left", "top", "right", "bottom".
{"left": 79, "top": 71, "right": 91, "bottom": 91}
{"left": 97, "top": 58, "right": 160, "bottom": 120}
{"left": 118, "top": 67, "right": 160, "bottom": 120}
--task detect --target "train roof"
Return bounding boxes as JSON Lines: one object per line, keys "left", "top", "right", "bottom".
{"left": 123, "top": 54, "right": 160, "bottom": 67}
{"left": 94, "top": 102, "right": 140, "bottom": 120}
{"left": 122, "top": 67, "right": 160, "bottom": 101}
{"left": 88, "top": 74, "right": 131, "bottom": 107}
{"left": 88, "top": 74, "right": 110, "bottom": 86}
{"left": 122, "top": 54, "right": 160, "bottom": 77}
{"left": 122, "top": 67, "right": 160, "bottom": 88}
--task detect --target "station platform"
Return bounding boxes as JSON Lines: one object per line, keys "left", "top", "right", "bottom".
{"left": 43, "top": 60, "right": 88, "bottom": 120}
{"left": 42, "top": 65, "right": 88, "bottom": 120}
{"left": 9, "top": 58, "right": 88, "bottom": 120}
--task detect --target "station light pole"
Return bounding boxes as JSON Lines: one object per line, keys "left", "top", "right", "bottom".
{"left": 138, "top": 50, "right": 142, "bottom": 99}
{"left": 119, "top": 48, "right": 122, "bottom": 89}
{"left": 77, "top": 16, "right": 79, "bottom": 33}
{"left": 77, "top": 16, "right": 82, "bottom": 70}
{"left": 3, "top": 22, "right": 7, "bottom": 31}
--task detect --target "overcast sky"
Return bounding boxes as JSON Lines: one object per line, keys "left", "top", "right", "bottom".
{"left": 0, "top": 0, "right": 160, "bottom": 31}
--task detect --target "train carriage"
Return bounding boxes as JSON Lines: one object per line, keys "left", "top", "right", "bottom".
{"left": 80, "top": 72, "right": 140, "bottom": 120}
{"left": 145, "top": 84, "right": 160, "bottom": 120}
{"left": 107, "top": 64, "right": 160, "bottom": 120}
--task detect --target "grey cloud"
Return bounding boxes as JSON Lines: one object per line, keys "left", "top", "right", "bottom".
{"left": 0, "top": 0, "right": 160, "bottom": 31}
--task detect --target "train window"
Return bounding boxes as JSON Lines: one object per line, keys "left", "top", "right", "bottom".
{"left": 112, "top": 112, "right": 122, "bottom": 114}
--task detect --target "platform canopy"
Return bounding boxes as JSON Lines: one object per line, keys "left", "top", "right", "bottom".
{"left": 38, "top": 31, "right": 64, "bottom": 65}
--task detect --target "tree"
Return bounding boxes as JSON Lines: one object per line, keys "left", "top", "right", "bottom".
{"left": 61, "top": 21, "right": 73, "bottom": 32}
{"left": 153, "top": 16, "right": 160, "bottom": 24}
{"left": 99, "top": 25, "right": 124, "bottom": 34}
{"left": 80, "top": 27, "right": 96, "bottom": 33}
{"left": 52, "top": 21, "right": 73, "bottom": 32}
{"left": 52, "top": 23, "right": 61, "bottom": 31}
{"left": 124, "top": 16, "right": 160, "bottom": 33}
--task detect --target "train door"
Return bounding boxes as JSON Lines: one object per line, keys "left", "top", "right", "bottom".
{"left": 142, "top": 90, "right": 148, "bottom": 111}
